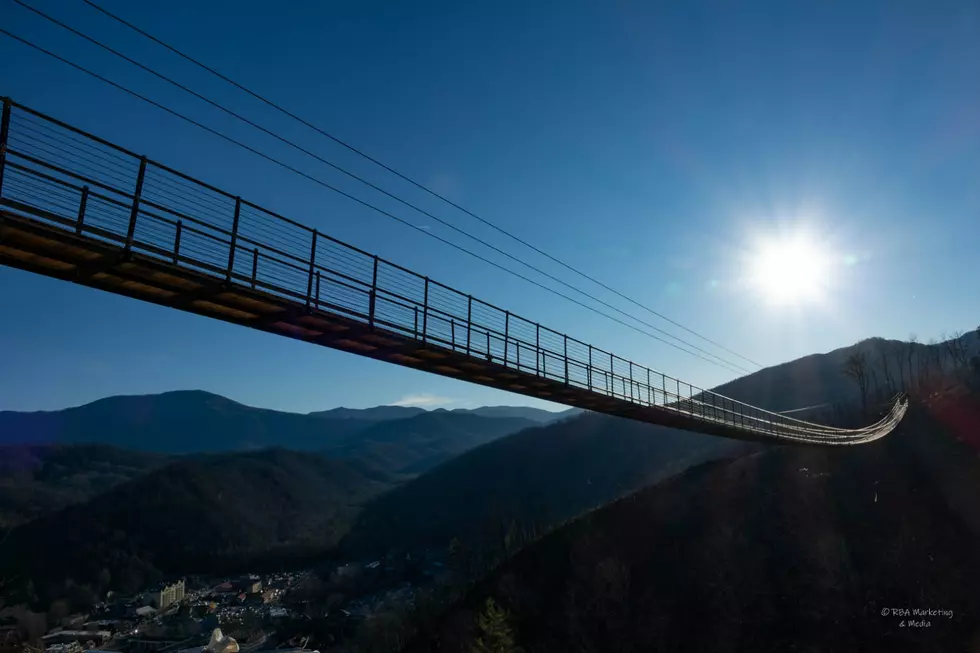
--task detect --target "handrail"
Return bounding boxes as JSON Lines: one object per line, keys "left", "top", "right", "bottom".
{"left": 0, "top": 97, "right": 907, "bottom": 445}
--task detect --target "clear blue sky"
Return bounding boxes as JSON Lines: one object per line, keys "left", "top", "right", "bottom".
{"left": 1, "top": 0, "right": 978, "bottom": 412}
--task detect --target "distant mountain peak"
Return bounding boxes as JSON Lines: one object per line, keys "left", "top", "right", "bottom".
{"left": 307, "top": 405, "right": 428, "bottom": 421}
{"left": 309, "top": 404, "right": 577, "bottom": 424}
{"left": 66, "top": 389, "right": 247, "bottom": 413}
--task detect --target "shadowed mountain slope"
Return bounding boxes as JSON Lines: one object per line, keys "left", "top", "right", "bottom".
{"left": 411, "top": 391, "right": 980, "bottom": 653}
{"left": 342, "top": 412, "right": 749, "bottom": 556}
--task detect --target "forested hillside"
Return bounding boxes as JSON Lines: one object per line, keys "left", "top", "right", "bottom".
{"left": 410, "top": 389, "right": 980, "bottom": 653}
{"left": 0, "top": 444, "right": 169, "bottom": 527}
{"left": 342, "top": 413, "right": 749, "bottom": 557}
{"left": 1, "top": 449, "right": 390, "bottom": 606}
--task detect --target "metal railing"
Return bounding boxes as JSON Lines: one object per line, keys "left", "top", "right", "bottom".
{"left": 0, "top": 98, "right": 906, "bottom": 444}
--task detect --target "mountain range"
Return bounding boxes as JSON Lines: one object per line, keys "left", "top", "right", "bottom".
{"left": 0, "top": 395, "right": 563, "bottom": 529}
{"left": 3, "top": 330, "right": 977, "bottom": 618}
{"left": 308, "top": 405, "right": 579, "bottom": 423}
{"left": 0, "top": 412, "right": 743, "bottom": 609}
{"left": 0, "top": 391, "right": 566, "bottom": 455}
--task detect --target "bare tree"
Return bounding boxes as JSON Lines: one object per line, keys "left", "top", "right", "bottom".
{"left": 907, "top": 334, "right": 918, "bottom": 390}
{"left": 876, "top": 339, "right": 894, "bottom": 393}
{"left": 920, "top": 339, "right": 933, "bottom": 385}
{"left": 891, "top": 341, "right": 907, "bottom": 391}
{"left": 843, "top": 352, "right": 871, "bottom": 414}
{"left": 938, "top": 331, "right": 968, "bottom": 369}
{"left": 940, "top": 332, "right": 952, "bottom": 368}
{"left": 922, "top": 338, "right": 944, "bottom": 392}
{"left": 949, "top": 330, "right": 969, "bottom": 367}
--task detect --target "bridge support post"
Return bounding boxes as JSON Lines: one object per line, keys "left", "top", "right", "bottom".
{"left": 226, "top": 198, "right": 241, "bottom": 284}
{"left": 504, "top": 311, "right": 510, "bottom": 368}
{"left": 315, "top": 271, "right": 321, "bottom": 310}
{"left": 564, "top": 335, "right": 569, "bottom": 386}
{"left": 0, "top": 98, "right": 11, "bottom": 198}
{"left": 535, "top": 324, "right": 540, "bottom": 376}
{"left": 422, "top": 277, "right": 429, "bottom": 345}
{"left": 251, "top": 248, "right": 259, "bottom": 288}
{"left": 629, "top": 361, "right": 634, "bottom": 401}
{"left": 369, "top": 256, "right": 379, "bottom": 329}
{"left": 306, "top": 230, "right": 318, "bottom": 309}
{"left": 173, "top": 220, "right": 182, "bottom": 265}
{"left": 610, "top": 353, "right": 614, "bottom": 397}
{"left": 466, "top": 296, "right": 472, "bottom": 355}
{"left": 125, "top": 156, "right": 148, "bottom": 253}
{"left": 647, "top": 369, "right": 652, "bottom": 406}
{"left": 588, "top": 346, "right": 593, "bottom": 391}
{"left": 75, "top": 186, "right": 89, "bottom": 234}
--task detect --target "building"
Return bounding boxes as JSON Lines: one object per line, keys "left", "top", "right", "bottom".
{"left": 236, "top": 578, "right": 261, "bottom": 595}
{"left": 43, "top": 644, "right": 82, "bottom": 653}
{"left": 150, "top": 581, "right": 185, "bottom": 610}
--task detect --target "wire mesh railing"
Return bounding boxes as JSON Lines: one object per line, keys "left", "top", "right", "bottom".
{"left": 0, "top": 97, "right": 906, "bottom": 444}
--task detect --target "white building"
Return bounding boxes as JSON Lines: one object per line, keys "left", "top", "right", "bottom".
{"left": 150, "top": 580, "right": 186, "bottom": 610}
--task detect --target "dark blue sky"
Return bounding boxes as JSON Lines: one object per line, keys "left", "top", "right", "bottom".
{"left": 2, "top": 0, "right": 978, "bottom": 412}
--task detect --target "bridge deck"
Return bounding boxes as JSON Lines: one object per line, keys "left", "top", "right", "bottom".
{"left": 0, "top": 207, "right": 767, "bottom": 443}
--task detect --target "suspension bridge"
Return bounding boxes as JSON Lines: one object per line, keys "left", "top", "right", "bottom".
{"left": 0, "top": 98, "right": 907, "bottom": 445}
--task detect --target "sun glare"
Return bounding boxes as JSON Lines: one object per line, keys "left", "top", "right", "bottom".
{"left": 747, "top": 234, "right": 833, "bottom": 305}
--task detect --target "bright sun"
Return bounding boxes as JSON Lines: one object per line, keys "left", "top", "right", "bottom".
{"left": 747, "top": 235, "right": 833, "bottom": 305}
